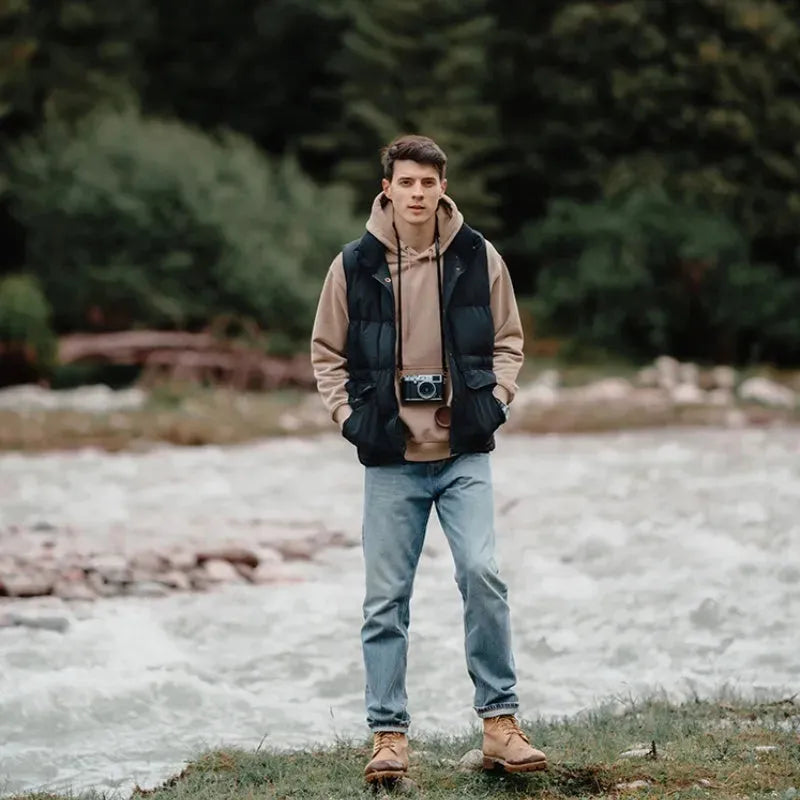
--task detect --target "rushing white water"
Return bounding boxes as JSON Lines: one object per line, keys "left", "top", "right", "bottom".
{"left": 1, "top": 428, "right": 799, "bottom": 796}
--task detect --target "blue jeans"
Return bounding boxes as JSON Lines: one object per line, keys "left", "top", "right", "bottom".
{"left": 360, "top": 453, "right": 519, "bottom": 731}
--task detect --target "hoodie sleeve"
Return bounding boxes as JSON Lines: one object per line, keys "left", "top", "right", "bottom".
{"left": 486, "top": 241, "right": 524, "bottom": 405}
{"left": 311, "top": 254, "right": 352, "bottom": 427}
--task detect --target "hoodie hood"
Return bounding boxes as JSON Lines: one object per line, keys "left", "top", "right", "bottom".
{"left": 365, "top": 192, "right": 464, "bottom": 256}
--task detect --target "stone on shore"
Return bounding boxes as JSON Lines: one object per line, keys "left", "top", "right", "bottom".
{"left": 126, "top": 581, "right": 170, "bottom": 598}
{"left": 53, "top": 578, "right": 96, "bottom": 601}
{"left": 4, "top": 613, "right": 70, "bottom": 633}
{"left": 738, "top": 377, "right": 796, "bottom": 409}
{"left": 196, "top": 547, "right": 259, "bottom": 569}
{"left": 710, "top": 365, "right": 737, "bottom": 390}
{"left": 671, "top": 384, "right": 707, "bottom": 405}
{"left": 198, "top": 558, "right": 244, "bottom": 583}
{"left": 574, "top": 378, "right": 635, "bottom": 402}
{"left": 458, "top": 749, "right": 485, "bottom": 772}
{"left": 0, "top": 572, "right": 54, "bottom": 598}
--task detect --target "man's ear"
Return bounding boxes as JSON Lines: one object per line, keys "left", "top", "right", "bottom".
{"left": 381, "top": 178, "right": 391, "bottom": 196}
{"left": 441, "top": 178, "right": 447, "bottom": 195}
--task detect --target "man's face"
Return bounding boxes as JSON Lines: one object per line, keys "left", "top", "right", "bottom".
{"left": 382, "top": 160, "right": 446, "bottom": 229}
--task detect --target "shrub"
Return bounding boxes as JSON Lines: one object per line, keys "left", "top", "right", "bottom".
{"left": 0, "top": 274, "right": 56, "bottom": 383}
{"left": 7, "top": 108, "right": 362, "bottom": 342}
{"left": 524, "top": 188, "right": 800, "bottom": 364}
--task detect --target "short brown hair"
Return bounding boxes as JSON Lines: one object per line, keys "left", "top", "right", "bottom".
{"left": 381, "top": 135, "right": 447, "bottom": 180}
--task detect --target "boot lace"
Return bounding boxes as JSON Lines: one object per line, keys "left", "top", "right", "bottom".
{"left": 373, "top": 731, "right": 404, "bottom": 756}
{"left": 496, "top": 715, "right": 530, "bottom": 744}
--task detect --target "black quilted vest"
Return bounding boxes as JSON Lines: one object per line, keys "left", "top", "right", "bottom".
{"left": 341, "top": 223, "right": 504, "bottom": 466}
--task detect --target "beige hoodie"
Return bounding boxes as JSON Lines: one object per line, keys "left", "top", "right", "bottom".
{"left": 311, "top": 193, "right": 524, "bottom": 462}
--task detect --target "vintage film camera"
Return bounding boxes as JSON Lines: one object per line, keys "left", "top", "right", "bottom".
{"left": 400, "top": 373, "right": 444, "bottom": 402}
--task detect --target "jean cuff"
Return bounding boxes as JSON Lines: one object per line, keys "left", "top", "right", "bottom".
{"left": 476, "top": 702, "right": 519, "bottom": 719}
{"left": 368, "top": 724, "right": 410, "bottom": 733}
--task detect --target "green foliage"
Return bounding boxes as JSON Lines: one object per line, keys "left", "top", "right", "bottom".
{"left": 315, "top": 0, "right": 502, "bottom": 232}
{"left": 140, "top": 0, "right": 343, "bottom": 158}
{"left": 0, "top": 0, "right": 152, "bottom": 131}
{"left": 527, "top": 188, "right": 800, "bottom": 364}
{"left": 491, "top": 0, "right": 800, "bottom": 286}
{"left": 0, "top": 272, "right": 56, "bottom": 369}
{"left": 7, "top": 109, "right": 362, "bottom": 337}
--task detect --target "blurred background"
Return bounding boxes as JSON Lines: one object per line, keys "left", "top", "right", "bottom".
{"left": 2, "top": 0, "right": 800, "bottom": 420}
{"left": 2, "top": 5, "right": 800, "bottom": 795}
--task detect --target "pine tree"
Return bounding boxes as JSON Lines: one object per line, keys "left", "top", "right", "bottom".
{"left": 322, "top": 0, "right": 501, "bottom": 232}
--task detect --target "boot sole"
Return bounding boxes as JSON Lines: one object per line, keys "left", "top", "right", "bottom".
{"left": 365, "top": 769, "right": 406, "bottom": 784}
{"left": 482, "top": 756, "right": 547, "bottom": 773}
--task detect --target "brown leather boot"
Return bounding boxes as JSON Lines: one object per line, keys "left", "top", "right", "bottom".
{"left": 364, "top": 731, "right": 409, "bottom": 783}
{"left": 482, "top": 715, "right": 547, "bottom": 773}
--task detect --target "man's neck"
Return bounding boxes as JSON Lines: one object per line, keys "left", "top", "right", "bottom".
{"left": 393, "top": 217, "right": 436, "bottom": 254}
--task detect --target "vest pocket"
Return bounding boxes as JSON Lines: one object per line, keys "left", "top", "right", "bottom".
{"left": 342, "top": 382, "right": 376, "bottom": 447}
{"left": 460, "top": 368, "right": 505, "bottom": 439}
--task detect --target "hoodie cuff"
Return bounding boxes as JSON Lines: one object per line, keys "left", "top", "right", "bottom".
{"left": 332, "top": 403, "right": 353, "bottom": 429}
{"left": 492, "top": 385, "right": 512, "bottom": 406}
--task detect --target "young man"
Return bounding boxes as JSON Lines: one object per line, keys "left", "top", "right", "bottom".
{"left": 311, "top": 135, "right": 546, "bottom": 783}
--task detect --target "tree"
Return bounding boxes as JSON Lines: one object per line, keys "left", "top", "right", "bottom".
{"left": 315, "top": 0, "right": 502, "bottom": 231}
{"left": 141, "top": 0, "right": 344, "bottom": 165}
{"left": 489, "top": 0, "right": 800, "bottom": 288}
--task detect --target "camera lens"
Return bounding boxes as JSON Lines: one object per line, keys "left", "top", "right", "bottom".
{"left": 417, "top": 380, "right": 436, "bottom": 399}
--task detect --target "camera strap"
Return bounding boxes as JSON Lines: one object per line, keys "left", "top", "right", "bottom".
{"left": 393, "top": 218, "right": 447, "bottom": 375}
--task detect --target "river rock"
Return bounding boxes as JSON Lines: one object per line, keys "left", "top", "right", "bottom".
{"left": 636, "top": 366, "right": 659, "bottom": 388}
{"left": 87, "top": 554, "right": 131, "bottom": 585}
{"left": 738, "top": 377, "right": 796, "bottom": 409}
{"left": 196, "top": 548, "right": 259, "bottom": 569}
{"left": 53, "top": 579, "right": 96, "bottom": 601}
{"left": 199, "top": 559, "right": 243, "bottom": 583}
{"left": 678, "top": 362, "right": 700, "bottom": 386}
{"left": 158, "top": 570, "right": 192, "bottom": 591}
{"left": 0, "top": 572, "right": 54, "bottom": 597}
{"left": 250, "top": 562, "right": 304, "bottom": 584}
{"left": 575, "top": 378, "right": 635, "bottom": 403}
{"left": 8, "top": 614, "right": 70, "bottom": 633}
{"left": 619, "top": 745, "right": 653, "bottom": 759}
{"left": 458, "top": 749, "right": 485, "bottom": 771}
{"left": 255, "top": 546, "right": 284, "bottom": 565}
{"left": 516, "top": 370, "right": 560, "bottom": 407}
{"left": 711, "top": 366, "right": 737, "bottom": 390}
{"left": 275, "top": 540, "right": 316, "bottom": 561}
{"left": 0, "top": 384, "right": 146, "bottom": 412}
{"left": 166, "top": 548, "right": 197, "bottom": 571}
{"left": 654, "top": 356, "right": 680, "bottom": 388}
{"left": 615, "top": 780, "right": 650, "bottom": 791}
{"left": 690, "top": 598, "right": 722, "bottom": 629}
{"left": 130, "top": 551, "right": 170, "bottom": 574}
{"left": 671, "top": 384, "right": 706, "bottom": 405}
{"left": 86, "top": 571, "right": 123, "bottom": 597}
{"left": 707, "top": 389, "right": 734, "bottom": 406}
{"left": 126, "top": 581, "right": 170, "bottom": 598}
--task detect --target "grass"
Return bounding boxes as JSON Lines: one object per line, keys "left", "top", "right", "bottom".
{"left": 8, "top": 698, "right": 800, "bottom": 800}
{"left": 0, "top": 385, "right": 310, "bottom": 451}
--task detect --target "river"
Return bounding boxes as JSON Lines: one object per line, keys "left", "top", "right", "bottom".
{"left": 1, "top": 428, "right": 798, "bottom": 796}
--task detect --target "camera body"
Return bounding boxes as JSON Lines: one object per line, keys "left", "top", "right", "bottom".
{"left": 400, "top": 373, "right": 444, "bottom": 403}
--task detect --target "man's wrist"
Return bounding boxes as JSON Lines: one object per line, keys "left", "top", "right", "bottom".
{"left": 497, "top": 398, "right": 510, "bottom": 421}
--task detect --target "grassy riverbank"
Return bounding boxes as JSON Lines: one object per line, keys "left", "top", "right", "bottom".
{"left": 1, "top": 358, "right": 799, "bottom": 452}
{"left": 10, "top": 698, "right": 800, "bottom": 799}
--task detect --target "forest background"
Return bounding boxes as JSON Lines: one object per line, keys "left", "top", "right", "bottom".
{"left": 2, "top": 0, "right": 800, "bottom": 389}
